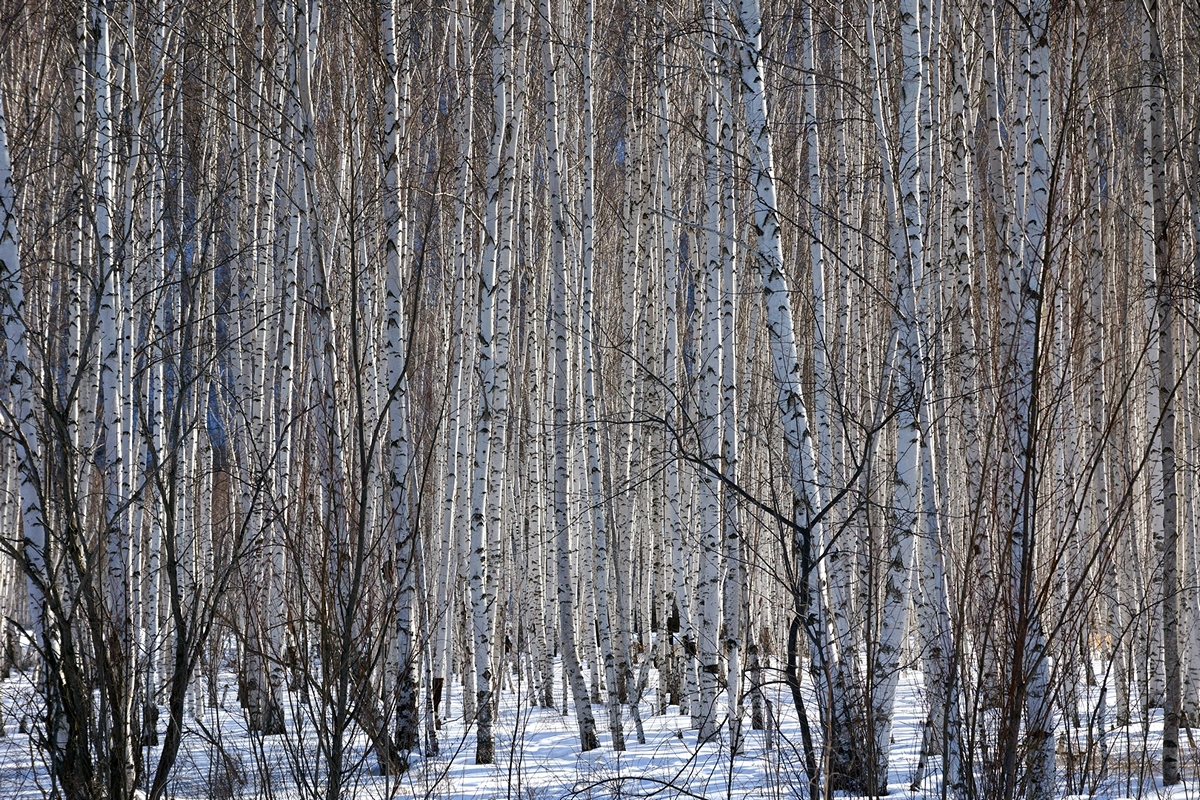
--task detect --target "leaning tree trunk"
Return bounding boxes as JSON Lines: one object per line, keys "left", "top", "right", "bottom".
{"left": 734, "top": 0, "right": 829, "bottom": 791}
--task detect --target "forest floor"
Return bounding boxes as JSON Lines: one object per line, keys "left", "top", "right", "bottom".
{"left": 2, "top": 657, "right": 1199, "bottom": 800}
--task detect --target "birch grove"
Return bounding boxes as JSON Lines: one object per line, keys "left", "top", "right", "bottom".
{"left": 2, "top": 1, "right": 1200, "bottom": 799}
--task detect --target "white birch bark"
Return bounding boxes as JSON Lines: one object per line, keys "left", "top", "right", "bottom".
{"left": 569, "top": 0, "right": 623, "bottom": 751}
{"left": 734, "top": 4, "right": 836, "bottom": 790}
{"left": 1141, "top": 0, "right": 1180, "bottom": 782}
{"left": 607, "top": 64, "right": 645, "bottom": 716}
{"left": 382, "top": 0, "right": 418, "bottom": 761}
{"left": 66, "top": 0, "right": 88, "bottom": 494}
{"left": 257, "top": 0, "right": 305, "bottom": 738}
{"left": 980, "top": 0, "right": 1015, "bottom": 405}
{"left": 734, "top": 0, "right": 826, "bottom": 618}
{"left": 656, "top": 40, "right": 696, "bottom": 720}
{"left": 0, "top": 85, "right": 49, "bottom": 697}
{"left": 245, "top": 3, "right": 287, "bottom": 729}
{"left": 912, "top": 411, "right": 963, "bottom": 797}
{"left": 1137, "top": 0, "right": 1167, "bottom": 714}
{"left": 95, "top": 0, "right": 128, "bottom": 648}
{"left": 947, "top": 3, "right": 998, "bottom": 712}
{"left": 718, "top": 60, "right": 742, "bottom": 755}
{"left": 1006, "top": 3, "right": 1055, "bottom": 794}
{"left": 865, "top": 0, "right": 924, "bottom": 787}
{"left": 695, "top": 10, "right": 723, "bottom": 740}
{"left": 485, "top": 0, "right": 526, "bottom": 724}
{"left": 467, "top": 0, "right": 515, "bottom": 763}
{"left": 435, "top": 0, "right": 474, "bottom": 730}
{"left": 543, "top": 0, "right": 597, "bottom": 750}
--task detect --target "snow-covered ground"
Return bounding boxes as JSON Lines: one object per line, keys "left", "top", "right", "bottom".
{"left": 2, "top": 661, "right": 1198, "bottom": 799}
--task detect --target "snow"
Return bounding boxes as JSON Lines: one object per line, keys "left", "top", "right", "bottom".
{"left": 2, "top": 660, "right": 1198, "bottom": 799}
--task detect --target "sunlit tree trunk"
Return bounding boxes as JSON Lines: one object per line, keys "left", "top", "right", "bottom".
{"left": 656, "top": 35, "right": 696, "bottom": 721}
{"left": 1000, "top": 2, "right": 1055, "bottom": 796}
{"left": 695, "top": 4, "right": 723, "bottom": 741}
{"left": 569, "top": 0, "right": 623, "bottom": 752}
{"left": 382, "top": 0, "right": 418, "bottom": 766}
{"left": 864, "top": 0, "right": 924, "bottom": 788}
{"left": 543, "top": 0, "right": 597, "bottom": 751}
{"left": 468, "top": 0, "right": 512, "bottom": 764}
{"left": 718, "top": 6, "right": 742, "bottom": 755}
{"left": 735, "top": 0, "right": 828, "bottom": 790}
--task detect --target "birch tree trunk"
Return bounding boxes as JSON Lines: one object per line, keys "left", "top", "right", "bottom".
{"left": 656, "top": 36, "right": 697, "bottom": 721}
{"left": 695, "top": 6, "right": 724, "bottom": 741}
{"left": 382, "top": 0, "right": 418, "bottom": 766}
{"left": 864, "top": 0, "right": 924, "bottom": 788}
{"left": 1141, "top": 0, "right": 1180, "bottom": 783}
{"left": 468, "top": 0, "right": 512, "bottom": 764}
{"left": 734, "top": 0, "right": 830, "bottom": 789}
{"left": 0, "top": 84, "right": 51, "bottom": 757}
{"left": 569, "top": 0, "right": 623, "bottom": 752}
{"left": 999, "top": 3, "right": 1056, "bottom": 796}
{"left": 543, "top": 0, "right": 597, "bottom": 751}
{"left": 718, "top": 9, "right": 742, "bottom": 754}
